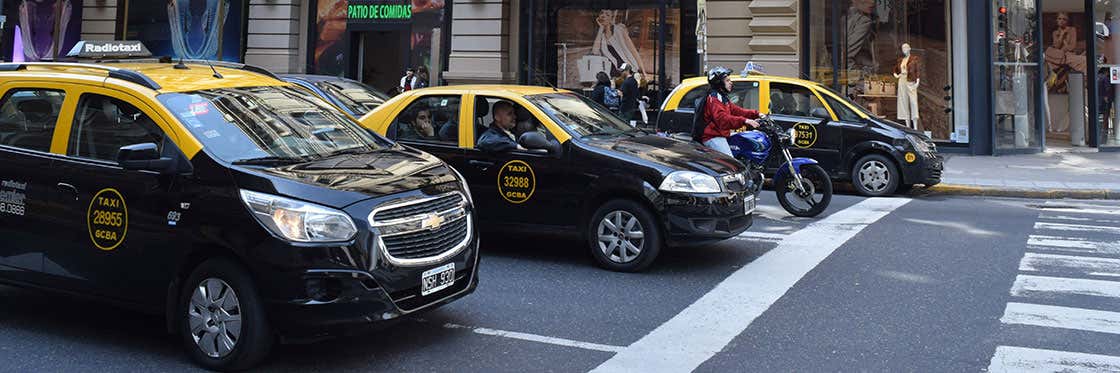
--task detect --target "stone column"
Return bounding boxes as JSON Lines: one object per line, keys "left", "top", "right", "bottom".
{"left": 705, "top": 0, "right": 799, "bottom": 77}
{"left": 244, "top": 0, "right": 306, "bottom": 73}
{"left": 81, "top": 0, "right": 119, "bottom": 41}
{"left": 444, "top": 0, "right": 517, "bottom": 84}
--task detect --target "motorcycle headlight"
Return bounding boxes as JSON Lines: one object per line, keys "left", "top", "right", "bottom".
{"left": 239, "top": 190, "right": 358, "bottom": 243}
{"left": 906, "top": 134, "right": 932, "bottom": 153}
{"left": 659, "top": 171, "right": 722, "bottom": 194}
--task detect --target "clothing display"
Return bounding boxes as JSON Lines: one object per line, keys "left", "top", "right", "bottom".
{"left": 893, "top": 50, "right": 921, "bottom": 127}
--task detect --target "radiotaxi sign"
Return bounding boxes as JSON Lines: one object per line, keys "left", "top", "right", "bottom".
{"left": 66, "top": 41, "right": 153, "bottom": 59}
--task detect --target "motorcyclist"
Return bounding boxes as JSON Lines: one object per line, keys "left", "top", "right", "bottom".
{"left": 691, "top": 66, "right": 761, "bottom": 156}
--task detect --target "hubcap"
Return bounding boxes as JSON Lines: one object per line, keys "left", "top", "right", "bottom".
{"left": 858, "top": 160, "right": 891, "bottom": 193}
{"left": 188, "top": 278, "right": 243, "bottom": 359}
{"left": 597, "top": 211, "right": 645, "bottom": 264}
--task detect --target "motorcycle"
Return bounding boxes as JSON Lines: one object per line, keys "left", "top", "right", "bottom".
{"left": 728, "top": 115, "right": 832, "bottom": 217}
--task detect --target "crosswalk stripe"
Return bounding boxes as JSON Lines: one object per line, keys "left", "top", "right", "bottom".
{"left": 1027, "top": 235, "right": 1120, "bottom": 255}
{"left": 988, "top": 346, "right": 1120, "bottom": 373}
{"left": 1011, "top": 275, "right": 1120, "bottom": 299}
{"left": 1034, "top": 222, "right": 1120, "bottom": 235}
{"left": 1020, "top": 253, "right": 1120, "bottom": 278}
{"left": 733, "top": 232, "right": 787, "bottom": 241}
{"left": 1039, "top": 214, "right": 1120, "bottom": 225}
{"left": 1001, "top": 302, "right": 1120, "bottom": 335}
{"left": 1034, "top": 206, "right": 1120, "bottom": 217}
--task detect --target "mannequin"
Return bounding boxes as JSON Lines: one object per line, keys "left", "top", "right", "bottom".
{"left": 893, "top": 43, "right": 921, "bottom": 130}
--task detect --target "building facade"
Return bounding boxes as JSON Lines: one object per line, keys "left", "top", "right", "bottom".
{"left": 2, "top": 0, "right": 1116, "bottom": 154}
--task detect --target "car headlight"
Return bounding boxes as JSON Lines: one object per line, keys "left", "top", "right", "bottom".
{"left": 906, "top": 134, "right": 932, "bottom": 153}
{"left": 448, "top": 165, "right": 474, "bottom": 206}
{"left": 239, "top": 190, "right": 357, "bottom": 243}
{"left": 659, "top": 171, "right": 722, "bottom": 194}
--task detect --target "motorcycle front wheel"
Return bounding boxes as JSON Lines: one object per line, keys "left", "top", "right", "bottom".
{"left": 775, "top": 164, "right": 832, "bottom": 217}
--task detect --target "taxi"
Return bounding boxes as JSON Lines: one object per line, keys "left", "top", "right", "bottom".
{"left": 359, "top": 85, "right": 755, "bottom": 272}
{"left": 0, "top": 41, "right": 478, "bottom": 370}
{"left": 657, "top": 72, "right": 943, "bottom": 196}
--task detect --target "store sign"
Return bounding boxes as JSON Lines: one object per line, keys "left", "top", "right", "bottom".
{"left": 348, "top": 0, "right": 412, "bottom": 23}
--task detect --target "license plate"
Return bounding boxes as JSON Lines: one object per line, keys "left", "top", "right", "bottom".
{"left": 744, "top": 194, "right": 756, "bottom": 215}
{"left": 421, "top": 263, "right": 455, "bottom": 296}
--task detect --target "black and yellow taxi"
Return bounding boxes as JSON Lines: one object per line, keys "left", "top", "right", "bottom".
{"left": 0, "top": 41, "right": 478, "bottom": 370}
{"left": 359, "top": 85, "right": 755, "bottom": 272}
{"left": 657, "top": 73, "right": 943, "bottom": 196}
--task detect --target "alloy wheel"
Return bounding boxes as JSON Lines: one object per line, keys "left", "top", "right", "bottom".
{"left": 858, "top": 160, "right": 891, "bottom": 193}
{"left": 597, "top": 211, "right": 645, "bottom": 264}
{"left": 188, "top": 278, "right": 243, "bottom": 359}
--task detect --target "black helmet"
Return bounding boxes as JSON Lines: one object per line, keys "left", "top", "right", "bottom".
{"left": 707, "top": 66, "right": 733, "bottom": 92}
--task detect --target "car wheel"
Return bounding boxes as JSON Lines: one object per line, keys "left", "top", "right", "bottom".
{"left": 179, "top": 258, "right": 273, "bottom": 371}
{"left": 587, "top": 199, "right": 662, "bottom": 272}
{"left": 852, "top": 154, "right": 900, "bottom": 197}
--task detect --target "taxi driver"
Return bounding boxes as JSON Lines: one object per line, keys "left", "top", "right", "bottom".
{"left": 477, "top": 101, "right": 524, "bottom": 152}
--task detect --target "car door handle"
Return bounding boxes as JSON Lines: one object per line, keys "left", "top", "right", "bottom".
{"left": 56, "top": 183, "right": 79, "bottom": 201}
{"left": 468, "top": 160, "right": 495, "bottom": 171}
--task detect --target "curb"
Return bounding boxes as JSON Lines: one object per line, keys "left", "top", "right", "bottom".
{"left": 915, "top": 184, "right": 1120, "bottom": 200}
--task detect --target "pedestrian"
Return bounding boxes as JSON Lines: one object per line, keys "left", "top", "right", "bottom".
{"left": 591, "top": 71, "right": 620, "bottom": 113}
{"left": 399, "top": 67, "right": 416, "bottom": 93}
{"left": 415, "top": 66, "right": 430, "bottom": 89}
{"left": 619, "top": 63, "right": 639, "bottom": 123}
{"left": 692, "top": 66, "right": 760, "bottom": 156}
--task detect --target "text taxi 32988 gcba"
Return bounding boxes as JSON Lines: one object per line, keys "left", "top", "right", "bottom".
{"left": 0, "top": 41, "right": 478, "bottom": 371}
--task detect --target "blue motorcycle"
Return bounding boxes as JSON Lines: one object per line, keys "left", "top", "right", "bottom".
{"left": 729, "top": 115, "right": 832, "bottom": 217}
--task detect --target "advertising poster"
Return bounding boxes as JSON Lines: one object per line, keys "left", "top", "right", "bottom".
{"left": 1042, "top": 12, "right": 1088, "bottom": 94}
{"left": 555, "top": 8, "right": 680, "bottom": 90}
{"left": 125, "top": 0, "right": 247, "bottom": 62}
{"left": 4, "top": 0, "right": 83, "bottom": 62}
{"left": 313, "top": 0, "right": 348, "bottom": 75}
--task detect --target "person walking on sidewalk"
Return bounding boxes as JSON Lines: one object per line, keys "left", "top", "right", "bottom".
{"left": 591, "top": 71, "right": 621, "bottom": 113}
{"left": 619, "top": 64, "right": 640, "bottom": 123}
{"left": 399, "top": 68, "right": 417, "bottom": 94}
{"left": 692, "top": 66, "right": 760, "bottom": 156}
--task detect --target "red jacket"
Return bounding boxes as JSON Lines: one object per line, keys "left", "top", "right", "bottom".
{"left": 701, "top": 93, "right": 760, "bottom": 143}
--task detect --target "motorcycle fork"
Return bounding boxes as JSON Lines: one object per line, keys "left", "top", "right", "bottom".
{"left": 781, "top": 148, "right": 807, "bottom": 194}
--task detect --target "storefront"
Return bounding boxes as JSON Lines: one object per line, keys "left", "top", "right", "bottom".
{"left": 0, "top": 0, "right": 84, "bottom": 62}
{"left": 308, "top": 0, "right": 451, "bottom": 94}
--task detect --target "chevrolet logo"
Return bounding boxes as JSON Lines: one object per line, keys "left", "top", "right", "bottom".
{"left": 420, "top": 213, "right": 446, "bottom": 230}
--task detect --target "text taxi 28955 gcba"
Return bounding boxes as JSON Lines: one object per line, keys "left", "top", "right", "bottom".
{"left": 356, "top": 85, "right": 756, "bottom": 273}
{"left": 0, "top": 41, "right": 477, "bottom": 370}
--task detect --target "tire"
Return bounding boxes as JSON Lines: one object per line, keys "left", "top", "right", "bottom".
{"left": 852, "top": 154, "right": 900, "bottom": 197}
{"left": 775, "top": 164, "right": 832, "bottom": 217}
{"left": 179, "top": 258, "right": 274, "bottom": 371}
{"left": 587, "top": 199, "right": 662, "bottom": 272}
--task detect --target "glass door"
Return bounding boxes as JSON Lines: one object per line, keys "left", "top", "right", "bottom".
{"left": 993, "top": 0, "right": 1043, "bottom": 152}
{"left": 1096, "top": 0, "right": 1120, "bottom": 147}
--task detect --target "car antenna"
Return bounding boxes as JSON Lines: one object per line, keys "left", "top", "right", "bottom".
{"left": 173, "top": 57, "right": 189, "bottom": 70}
{"left": 208, "top": 61, "right": 224, "bottom": 79}
{"left": 527, "top": 63, "right": 558, "bottom": 92}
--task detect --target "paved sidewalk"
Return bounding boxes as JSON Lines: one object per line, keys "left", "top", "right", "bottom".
{"left": 922, "top": 150, "right": 1120, "bottom": 199}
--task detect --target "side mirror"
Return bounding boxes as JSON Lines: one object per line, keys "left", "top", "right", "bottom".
{"left": 117, "top": 143, "right": 176, "bottom": 174}
{"left": 518, "top": 131, "right": 561, "bottom": 156}
{"left": 809, "top": 107, "right": 831, "bottom": 120}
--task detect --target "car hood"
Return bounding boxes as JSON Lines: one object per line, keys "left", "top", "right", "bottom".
{"left": 582, "top": 134, "right": 744, "bottom": 176}
{"left": 234, "top": 146, "right": 458, "bottom": 209}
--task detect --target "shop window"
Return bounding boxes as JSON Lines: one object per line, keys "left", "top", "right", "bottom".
{"left": 69, "top": 95, "right": 165, "bottom": 162}
{"left": 390, "top": 96, "right": 461, "bottom": 145}
{"left": 0, "top": 89, "right": 65, "bottom": 152}
{"left": 769, "top": 83, "right": 826, "bottom": 118}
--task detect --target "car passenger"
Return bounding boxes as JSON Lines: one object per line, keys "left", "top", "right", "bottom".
{"left": 397, "top": 104, "right": 439, "bottom": 141}
{"left": 476, "top": 100, "right": 523, "bottom": 152}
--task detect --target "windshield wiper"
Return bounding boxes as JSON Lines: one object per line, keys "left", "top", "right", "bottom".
{"left": 317, "top": 147, "right": 372, "bottom": 159}
{"left": 232, "top": 155, "right": 313, "bottom": 166}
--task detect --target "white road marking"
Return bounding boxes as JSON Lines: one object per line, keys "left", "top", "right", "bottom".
{"left": 1039, "top": 214, "right": 1120, "bottom": 225}
{"left": 1027, "top": 235, "right": 1120, "bottom": 255}
{"left": 1034, "top": 206, "right": 1120, "bottom": 217}
{"left": 1034, "top": 222, "right": 1120, "bottom": 235}
{"left": 988, "top": 346, "right": 1120, "bottom": 373}
{"left": 1001, "top": 302, "right": 1120, "bottom": 335}
{"left": 441, "top": 323, "right": 624, "bottom": 353}
{"left": 732, "top": 232, "right": 787, "bottom": 242}
{"left": 1020, "top": 253, "right": 1120, "bottom": 278}
{"left": 590, "top": 197, "right": 911, "bottom": 373}
{"left": 1011, "top": 275, "right": 1120, "bottom": 299}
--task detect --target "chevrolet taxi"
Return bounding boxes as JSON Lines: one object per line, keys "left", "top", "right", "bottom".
{"left": 359, "top": 85, "right": 755, "bottom": 272}
{"left": 657, "top": 73, "right": 943, "bottom": 196}
{"left": 0, "top": 41, "right": 478, "bottom": 370}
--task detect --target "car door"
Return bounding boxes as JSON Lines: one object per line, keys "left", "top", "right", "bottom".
{"left": 384, "top": 93, "right": 469, "bottom": 172}
{"left": 764, "top": 82, "right": 843, "bottom": 174}
{"left": 0, "top": 86, "right": 68, "bottom": 275}
{"left": 45, "top": 88, "right": 187, "bottom": 303}
{"left": 815, "top": 89, "right": 871, "bottom": 179}
{"left": 457, "top": 95, "right": 578, "bottom": 229}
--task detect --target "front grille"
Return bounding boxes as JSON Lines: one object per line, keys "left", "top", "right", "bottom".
{"left": 382, "top": 217, "right": 469, "bottom": 259}
{"left": 373, "top": 193, "right": 462, "bottom": 222}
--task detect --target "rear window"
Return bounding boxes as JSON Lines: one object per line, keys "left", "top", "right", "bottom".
{"left": 314, "top": 79, "right": 389, "bottom": 116}
{"left": 0, "top": 88, "right": 64, "bottom": 152}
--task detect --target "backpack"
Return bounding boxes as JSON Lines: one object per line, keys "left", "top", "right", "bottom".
{"left": 602, "top": 85, "right": 621, "bottom": 108}
{"left": 690, "top": 91, "right": 711, "bottom": 142}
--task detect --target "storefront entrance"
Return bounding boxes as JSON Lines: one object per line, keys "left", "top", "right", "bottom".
{"left": 353, "top": 29, "right": 410, "bottom": 94}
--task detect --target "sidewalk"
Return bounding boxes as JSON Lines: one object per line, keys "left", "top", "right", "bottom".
{"left": 921, "top": 150, "right": 1120, "bottom": 199}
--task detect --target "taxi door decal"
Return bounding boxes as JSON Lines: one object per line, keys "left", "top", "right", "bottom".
{"left": 793, "top": 122, "right": 819, "bottom": 149}
{"left": 497, "top": 160, "right": 535, "bottom": 204}
{"left": 87, "top": 188, "right": 128, "bottom": 251}
{"left": 0, "top": 179, "right": 28, "bottom": 217}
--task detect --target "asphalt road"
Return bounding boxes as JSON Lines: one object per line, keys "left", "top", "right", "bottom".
{"left": 2, "top": 195, "right": 1118, "bottom": 372}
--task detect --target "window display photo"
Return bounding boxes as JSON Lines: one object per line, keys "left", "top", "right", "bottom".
{"left": 3, "top": 0, "right": 83, "bottom": 62}
{"left": 554, "top": 7, "right": 680, "bottom": 92}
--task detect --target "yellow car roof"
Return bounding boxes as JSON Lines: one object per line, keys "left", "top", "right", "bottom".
{"left": 410, "top": 84, "right": 571, "bottom": 96}
{"left": 0, "top": 62, "right": 287, "bottom": 93}
{"left": 679, "top": 74, "right": 823, "bottom": 88}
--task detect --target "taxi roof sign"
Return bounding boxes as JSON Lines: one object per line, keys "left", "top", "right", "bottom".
{"left": 67, "top": 40, "right": 152, "bottom": 59}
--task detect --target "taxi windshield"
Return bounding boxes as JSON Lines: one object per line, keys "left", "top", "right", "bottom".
{"left": 158, "top": 85, "right": 390, "bottom": 163}
{"left": 313, "top": 79, "right": 389, "bottom": 115}
{"left": 526, "top": 93, "right": 637, "bottom": 138}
